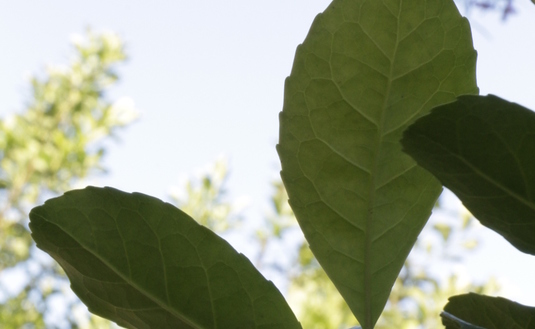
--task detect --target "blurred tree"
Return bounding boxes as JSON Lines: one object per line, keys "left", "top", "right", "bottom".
{"left": 0, "top": 31, "right": 137, "bottom": 328}
{"left": 169, "top": 157, "right": 241, "bottom": 233}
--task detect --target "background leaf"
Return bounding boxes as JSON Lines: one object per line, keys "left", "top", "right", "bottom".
{"left": 402, "top": 95, "right": 535, "bottom": 255}
{"left": 277, "top": 0, "right": 477, "bottom": 327}
{"left": 29, "top": 186, "right": 301, "bottom": 329}
{"left": 441, "top": 293, "right": 535, "bottom": 329}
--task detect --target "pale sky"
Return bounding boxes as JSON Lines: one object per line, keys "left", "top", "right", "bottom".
{"left": 1, "top": 0, "right": 535, "bottom": 322}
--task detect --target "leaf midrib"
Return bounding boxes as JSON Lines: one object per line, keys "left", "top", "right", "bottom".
{"left": 319, "top": 5, "right": 406, "bottom": 327}
{"left": 36, "top": 210, "right": 206, "bottom": 329}
{"left": 364, "top": 4, "right": 403, "bottom": 328}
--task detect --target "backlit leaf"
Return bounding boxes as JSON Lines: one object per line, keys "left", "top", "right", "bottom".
{"left": 402, "top": 95, "right": 535, "bottom": 255}
{"left": 277, "top": 0, "right": 478, "bottom": 327}
{"left": 29, "top": 186, "right": 301, "bottom": 329}
{"left": 441, "top": 293, "right": 535, "bottom": 329}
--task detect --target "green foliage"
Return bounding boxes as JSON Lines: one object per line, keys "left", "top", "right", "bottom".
{"left": 442, "top": 293, "right": 535, "bottom": 329}
{"left": 402, "top": 95, "right": 535, "bottom": 255}
{"left": 277, "top": 0, "right": 477, "bottom": 327}
{"left": 29, "top": 186, "right": 301, "bottom": 329}
{"left": 0, "top": 31, "right": 133, "bottom": 197}
{"left": 0, "top": 31, "right": 136, "bottom": 328}
{"left": 23, "top": 0, "right": 534, "bottom": 328}
{"left": 402, "top": 94, "right": 535, "bottom": 326}
{"left": 0, "top": 288, "right": 46, "bottom": 328}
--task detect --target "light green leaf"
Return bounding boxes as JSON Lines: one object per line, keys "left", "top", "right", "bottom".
{"left": 402, "top": 95, "right": 535, "bottom": 255}
{"left": 29, "top": 186, "right": 301, "bottom": 329}
{"left": 441, "top": 293, "right": 535, "bottom": 329}
{"left": 277, "top": 0, "right": 477, "bottom": 327}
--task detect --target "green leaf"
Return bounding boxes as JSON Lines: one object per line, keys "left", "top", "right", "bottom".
{"left": 277, "top": 0, "right": 477, "bottom": 327}
{"left": 402, "top": 95, "right": 535, "bottom": 255}
{"left": 29, "top": 186, "right": 301, "bottom": 329}
{"left": 441, "top": 312, "right": 486, "bottom": 329}
{"left": 441, "top": 293, "right": 535, "bottom": 329}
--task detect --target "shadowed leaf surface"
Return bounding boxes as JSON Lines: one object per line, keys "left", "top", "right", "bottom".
{"left": 441, "top": 293, "right": 535, "bottom": 329}
{"left": 441, "top": 312, "right": 486, "bottom": 329}
{"left": 29, "top": 186, "right": 301, "bottom": 329}
{"left": 277, "top": 0, "right": 477, "bottom": 327}
{"left": 402, "top": 95, "right": 535, "bottom": 255}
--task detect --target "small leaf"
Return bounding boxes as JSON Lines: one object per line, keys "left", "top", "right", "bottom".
{"left": 441, "top": 293, "right": 535, "bottom": 329}
{"left": 29, "top": 186, "right": 301, "bottom": 329}
{"left": 402, "top": 95, "right": 535, "bottom": 255}
{"left": 277, "top": 0, "right": 477, "bottom": 327}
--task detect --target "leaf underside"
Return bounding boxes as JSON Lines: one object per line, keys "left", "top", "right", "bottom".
{"left": 277, "top": 0, "right": 477, "bottom": 327}
{"left": 29, "top": 186, "right": 301, "bottom": 329}
{"left": 441, "top": 312, "right": 487, "bottom": 329}
{"left": 442, "top": 293, "right": 535, "bottom": 329}
{"left": 402, "top": 95, "right": 535, "bottom": 255}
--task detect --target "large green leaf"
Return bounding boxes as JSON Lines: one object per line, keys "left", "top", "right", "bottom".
{"left": 29, "top": 186, "right": 301, "bottom": 329}
{"left": 441, "top": 293, "right": 535, "bottom": 329}
{"left": 277, "top": 0, "right": 478, "bottom": 327}
{"left": 402, "top": 95, "right": 535, "bottom": 255}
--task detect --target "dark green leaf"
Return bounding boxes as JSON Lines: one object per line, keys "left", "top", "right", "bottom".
{"left": 441, "top": 311, "right": 487, "bottom": 329}
{"left": 441, "top": 293, "right": 535, "bottom": 329}
{"left": 29, "top": 186, "right": 301, "bottom": 329}
{"left": 277, "top": 0, "right": 477, "bottom": 327}
{"left": 402, "top": 95, "right": 535, "bottom": 255}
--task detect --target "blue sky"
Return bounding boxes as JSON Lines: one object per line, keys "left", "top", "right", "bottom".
{"left": 1, "top": 0, "right": 535, "bottom": 317}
